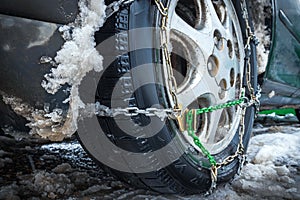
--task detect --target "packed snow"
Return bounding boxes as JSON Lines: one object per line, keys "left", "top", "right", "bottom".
{"left": 40, "top": 0, "right": 107, "bottom": 140}
{"left": 229, "top": 126, "right": 300, "bottom": 200}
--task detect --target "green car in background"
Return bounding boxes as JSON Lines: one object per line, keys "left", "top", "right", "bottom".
{"left": 260, "top": 0, "right": 300, "bottom": 119}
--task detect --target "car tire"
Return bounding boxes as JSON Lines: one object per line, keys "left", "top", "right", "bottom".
{"left": 77, "top": 0, "right": 258, "bottom": 194}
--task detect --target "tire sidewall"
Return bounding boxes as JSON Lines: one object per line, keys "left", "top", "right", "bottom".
{"left": 77, "top": 0, "right": 257, "bottom": 193}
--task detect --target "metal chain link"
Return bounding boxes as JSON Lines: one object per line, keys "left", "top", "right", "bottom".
{"left": 95, "top": 102, "right": 180, "bottom": 120}
{"left": 154, "top": 0, "right": 180, "bottom": 109}
{"left": 185, "top": 89, "right": 248, "bottom": 194}
{"left": 95, "top": 90, "right": 247, "bottom": 118}
{"left": 98, "top": 0, "right": 260, "bottom": 194}
{"left": 241, "top": 0, "right": 261, "bottom": 112}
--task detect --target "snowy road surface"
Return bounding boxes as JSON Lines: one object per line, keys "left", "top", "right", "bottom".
{"left": 0, "top": 122, "right": 299, "bottom": 199}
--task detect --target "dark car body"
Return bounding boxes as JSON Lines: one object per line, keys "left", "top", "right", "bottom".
{"left": 0, "top": 0, "right": 79, "bottom": 113}
{"left": 260, "top": 0, "right": 300, "bottom": 107}
{"left": 0, "top": 0, "right": 299, "bottom": 129}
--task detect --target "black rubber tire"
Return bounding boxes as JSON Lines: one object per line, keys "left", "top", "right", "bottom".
{"left": 78, "top": 0, "right": 257, "bottom": 194}
{"left": 295, "top": 109, "right": 300, "bottom": 122}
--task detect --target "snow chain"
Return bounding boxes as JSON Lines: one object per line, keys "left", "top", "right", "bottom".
{"left": 99, "top": 0, "right": 261, "bottom": 194}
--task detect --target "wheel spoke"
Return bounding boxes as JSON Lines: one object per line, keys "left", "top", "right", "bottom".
{"left": 205, "top": 0, "right": 226, "bottom": 28}
{"left": 176, "top": 75, "right": 219, "bottom": 111}
{"left": 205, "top": 109, "right": 223, "bottom": 144}
{"left": 170, "top": 12, "right": 214, "bottom": 59}
{"left": 204, "top": 0, "right": 236, "bottom": 41}
{"left": 227, "top": 18, "right": 235, "bottom": 39}
{"left": 213, "top": 52, "right": 240, "bottom": 99}
{"left": 194, "top": 0, "right": 202, "bottom": 27}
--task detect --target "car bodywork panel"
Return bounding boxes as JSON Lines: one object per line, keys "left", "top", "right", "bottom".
{"left": 0, "top": 14, "right": 69, "bottom": 110}
{"left": 261, "top": 0, "right": 300, "bottom": 107}
{"left": 0, "top": 0, "right": 107, "bottom": 140}
{"left": 0, "top": 0, "right": 81, "bottom": 139}
{"left": 0, "top": 0, "right": 78, "bottom": 24}
{"left": 0, "top": 0, "right": 79, "bottom": 111}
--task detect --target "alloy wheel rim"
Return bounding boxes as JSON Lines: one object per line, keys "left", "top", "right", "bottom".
{"left": 163, "top": 0, "right": 245, "bottom": 154}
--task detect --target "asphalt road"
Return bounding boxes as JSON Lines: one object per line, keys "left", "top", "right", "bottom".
{"left": 0, "top": 119, "right": 299, "bottom": 200}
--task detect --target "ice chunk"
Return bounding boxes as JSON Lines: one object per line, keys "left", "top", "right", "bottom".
{"left": 39, "top": 0, "right": 107, "bottom": 140}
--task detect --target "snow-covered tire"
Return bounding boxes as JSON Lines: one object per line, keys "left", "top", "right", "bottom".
{"left": 77, "top": 0, "right": 257, "bottom": 194}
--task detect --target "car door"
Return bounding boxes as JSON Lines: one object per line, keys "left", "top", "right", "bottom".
{"left": 261, "top": 0, "right": 300, "bottom": 107}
